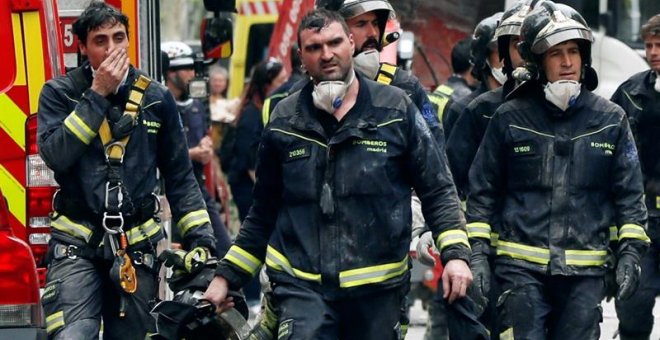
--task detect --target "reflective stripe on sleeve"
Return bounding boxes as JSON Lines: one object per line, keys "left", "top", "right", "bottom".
{"left": 619, "top": 223, "right": 650, "bottom": 243}
{"left": 51, "top": 214, "right": 93, "bottom": 242}
{"left": 177, "top": 210, "right": 211, "bottom": 236}
{"left": 496, "top": 240, "right": 550, "bottom": 265}
{"left": 467, "top": 222, "right": 491, "bottom": 240}
{"left": 126, "top": 219, "right": 161, "bottom": 245}
{"left": 609, "top": 226, "right": 618, "bottom": 242}
{"left": 224, "top": 245, "right": 262, "bottom": 275}
{"left": 265, "top": 246, "right": 321, "bottom": 282}
{"left": 565, "top": 249, "right": 608, "bottom": 266}
{"left": 435, "top": 229, "right": 470, "bottom": 250}
{"left": 339, "top": 255, "right": 408, "bottom": 288}
{"left": 490, "top": 232, "right": 499, "bottom": 247}
{"left": 64, "top": 111, "right": 96, "bottom": 144}
{"left": 500, "top": 328, "right": 514, "bottom": 340}
{"left": 46, "top": 311, "right": 65, "bottom": 334}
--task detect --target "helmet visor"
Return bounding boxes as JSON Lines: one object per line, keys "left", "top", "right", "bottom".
{"left": 339, "top": 0, "right": 393, "bottom": 20}
{"left": 532, "top": 25, "right": 593, "bottom": 54}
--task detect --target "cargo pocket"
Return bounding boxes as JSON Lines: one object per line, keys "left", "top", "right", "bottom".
{"left": 281, "top": 144, "right": 320, "bottom": 202}
{"left": 42, "top": 280, "right": 65, "bottom": 335}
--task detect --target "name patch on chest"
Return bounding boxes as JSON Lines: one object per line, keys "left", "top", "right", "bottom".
{"left": 512, "top": 142, "right": 535, "bottom": 155}
{"left": 590, "top": 141, "right": 615, "bottom": 155}
{"left": 286, "top": 146, "right": 310, "bottom": 161}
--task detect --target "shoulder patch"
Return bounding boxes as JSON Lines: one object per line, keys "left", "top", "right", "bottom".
{"left": 421, "top": 102, "right": 439, "bottom": 128}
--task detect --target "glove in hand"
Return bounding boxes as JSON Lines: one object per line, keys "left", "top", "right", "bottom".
{"left": 416, "top": 231, "right": 438, "bottom": 266}
{"left": 469, "top": 251, "right": 490, "bottom": 315}
{"left": 616, "top": 252, "right": 641, "bottom": 301}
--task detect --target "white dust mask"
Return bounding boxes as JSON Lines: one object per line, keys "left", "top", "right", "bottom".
{"left": 544, "top": 80, "right": 581, "bottom": 111}
{"left": 353, "top": 50, "right": 381, "bottom": 80}
{"left": 491, "top": 66, "right": 508, "bottom": 85}
{"left": 312, "top": 70, "right": 355, "bottom": 114}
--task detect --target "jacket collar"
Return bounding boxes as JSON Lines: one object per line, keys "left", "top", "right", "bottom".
{"left": 625, "top": 70, "right": 656, "bottom": 97}
{"left": 289, "top": 72, "right": 380, "bottom": 141}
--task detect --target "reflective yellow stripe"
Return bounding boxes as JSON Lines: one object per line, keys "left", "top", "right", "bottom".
{"left": 609, "top": 226, "right": 618, "bottom": 242}
{"left": 177, "top": 210, "right": 211, "bottom": 236}
{"left": 490, "top": 232, "right": 499, "bottom": 247}
{"left": 46, "top": 311, "right": 65, "bottom": 334}
{"left": 23, "top": 11, "right": 46, "bottom": 113}
{"left": 496, "top": 240, "right": 550, "bottom": 265}
{"left": 64, "top": 111, "right": 96, "bottom": 144}
{"left": 656, "top": 196, "right": 660, "bottom": 210}
{"left": 500, "top": 327, "right": 514, "bottom": 340}
{"left": 619, "top": 223, "right": 650, "bottom": 243}
{"left": 12, "top": 13, "right": 26, "bottom": 86}
{"left": 565, "top": 249, "right": 608, "bottom": 266}
{"left": 125, "top": 219, "right": 161, "bottom": 245}
{"left": 51, "top": 214, "right": 93, "bottom": 242}
{"left": 376, "top": 64, "right": 397, "bottom": 85}
{"left": 270, "top": 128, "right": 328, "bottom": 148}
{"left": 376, "top": 118, "right": 404, "bottom": 127}
{"left": 467, "top": 222, "right": 491, "bottom": 240}
{"left": 0, "top": 95, "right": 26, "bottom": 152}
{"left": 339, "top": 256, "right": 408, "bottom": 288}
{"left": 265, "top": 246, "right": 321, "bottom": 282}
{"left": 435, "top": 229, "right": 469, "bottom": 250}
{"left": 0, "top": 164, "right": 26, "bottom": 226}
{"left": 224, "top": 245, "right": 262, "bottom": 275}
{"left": 434, "top": 84, "right": 454, "bottom": 96}
{"left": 262, "top": 92, "right": 288, "bottom": 126}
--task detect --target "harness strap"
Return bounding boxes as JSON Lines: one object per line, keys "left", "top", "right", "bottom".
{"left": 376, "top": 63, "right": 397, "bottom": 85}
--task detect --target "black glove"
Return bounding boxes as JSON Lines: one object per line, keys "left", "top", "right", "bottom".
{"left": 603, "top": 251, "right": 617, "bottom": 302}
{"left": 469, "top": 250, "right": 490, "bottom": 316}
{"left": 616, "top": 251, "right": 641, "bottom": 301}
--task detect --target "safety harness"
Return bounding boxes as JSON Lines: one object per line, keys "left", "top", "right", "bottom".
{"left": 56, "top": 67, "right": 155, "bottom": 316}
{"left": 376, "top": 63, "right": 397, "bottom": 86}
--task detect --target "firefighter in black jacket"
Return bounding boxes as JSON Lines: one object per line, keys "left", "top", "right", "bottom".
{"left": 442, "top": 12, "right": 505, "bottom": 139}
{"left": 467, "top": 2, "right": 649, "bottom": 339}
{"left": 610, "top": 14, "right": 660, "bottom": 340}
{"left": 37, "top": 3, "right": 216, "bottom": 339}
{"left": 204, "top": 9, "right": 471, "bottom": 339}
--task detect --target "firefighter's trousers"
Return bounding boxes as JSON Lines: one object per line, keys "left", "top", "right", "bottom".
{"left": 271, "top": 282, "right": 403, "bottom": 340}
{"left": 42, "top": 240, "right": 158, "bottom": 340}
{"left": 495, "top": 264, "right": 604, "bottom": 340}
{"left": 615, "top": 218, "right": 660, "bottom": 340}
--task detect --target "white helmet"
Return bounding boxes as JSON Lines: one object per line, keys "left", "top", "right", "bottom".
{"left": 161, "top": 41, "right": 194, "bottom": 69}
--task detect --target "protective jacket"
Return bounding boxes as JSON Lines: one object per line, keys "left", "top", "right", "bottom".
{"left": 428, "top": 75, "right": 474, "bottom": 120}
{"left": 611, "top": 70, "right": 660, "bottom": 221}
{"left": 38, "top": 63, "right": 215, "bottom": 251}
{"left": 447, "top": 87, "right": 504, "bottom": 200}
{"left": 216, "top": 73, "right": 469, "bottom": 299}
{"left": 442, "top": 83, "right": 488, "bottom": 140}
{"left": 467, "top": 85, "right": 649, "bottom": 276}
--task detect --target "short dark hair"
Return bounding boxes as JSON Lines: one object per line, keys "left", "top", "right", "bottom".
{"left": 451, "top": 37, "right": 472, "bottom": 74}
{"left": 73, "top": 1, "right": 129, "bottom": 45}
{"left": 641, "top": 14, "right": 660, "bottom": 41}
{"left": 297, "top": 9, "right": 350, "bottom": 48}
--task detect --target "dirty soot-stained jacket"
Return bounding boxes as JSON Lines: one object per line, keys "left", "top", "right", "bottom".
{"left": 217, "top": 73, "right": 469, "bottom": 299}
{"left": 467, "top": 86, "right": 649, "bottom": 276}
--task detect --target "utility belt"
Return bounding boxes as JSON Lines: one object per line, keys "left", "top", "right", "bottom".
{"left": 51, "top": 243, "right": 159, "bottom": 271}
{"left": 53, "top": 192, "right": 159, "bottom": 229}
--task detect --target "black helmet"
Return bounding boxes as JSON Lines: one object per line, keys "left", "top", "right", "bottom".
{"left": 518, "top": 2, "right": 593, "bottom": 65}
{"left": 336, "top": 0, "right": 394, "bottom": 48}
{"left": 496, "top": 0, "right": 543, "bottom": 76}
{"left": 470, "top": 12, "right": 503, "bottom": 81}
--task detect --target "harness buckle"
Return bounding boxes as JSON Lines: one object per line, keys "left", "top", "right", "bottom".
{"left": 103, "top": 212, "right": 124, "bottom": 234}
{"left": 66, "top": 245, "right": 79, "bottom": 259}
{"left": 104, "top": 141, "right": 126, "bottom": 162}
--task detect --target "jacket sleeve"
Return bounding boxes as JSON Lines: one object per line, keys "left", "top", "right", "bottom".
{"left": 156, "top": 90, "right": 216, "bottom": 252}
{"left": 37, "top": 82, "right": 110, "bottom": 172}
{"left": 404, "top": 100, "right": 470, "bottom": 265}
{"left": 409, "top": 76, "right": 446, "bottom": 144}
{"left": 465, "top": 109, "right": 507, "bottom": 250}
{"left": 610, "top": 110, "right": 649, "bottom": 256}
{"left": 215, "top": 126, "right": 282, "bottom": 289}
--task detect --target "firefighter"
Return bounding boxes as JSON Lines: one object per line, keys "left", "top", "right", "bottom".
{"left": 427, "top": 37, "right": 478, "bottom": 120}
{"left": 442, "top": 12, "right": 504, "bottom": 139}
{"left": 467, "top": 2, "right": 649, "bottom": 338}
{"left": 161, "top": 41, "right": 232, "bottom": 258}
{"left": 37, "top": 2, "right": 217, "bottom": 339}
{"left": 611, "top": 14, "right": 660, "bottom": 340}
{"left": 203, "top": 9, "right": 471, "bottom": 340}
